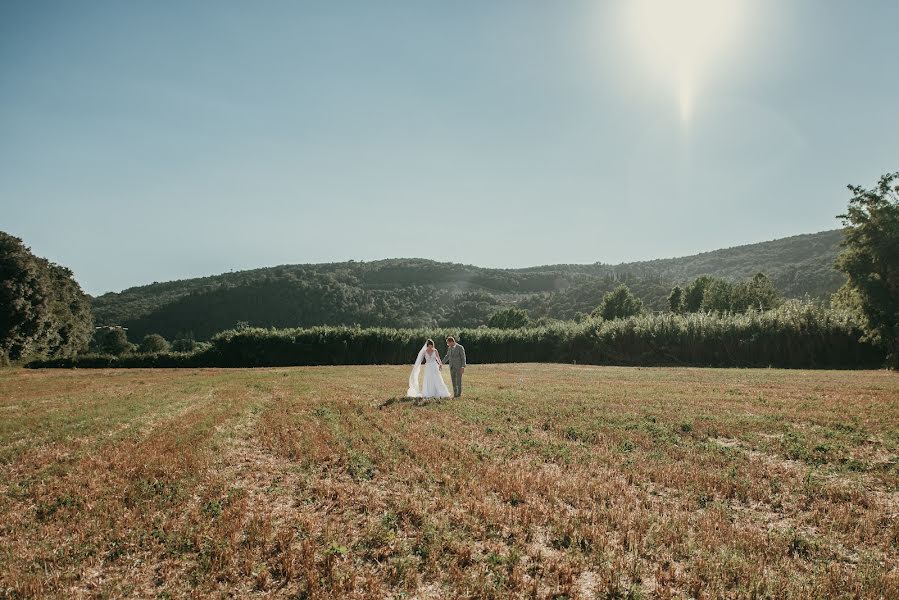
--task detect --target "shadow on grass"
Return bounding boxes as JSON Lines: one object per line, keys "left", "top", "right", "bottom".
{"left": 377, "top": 396, "right": 454, "bottom": 409}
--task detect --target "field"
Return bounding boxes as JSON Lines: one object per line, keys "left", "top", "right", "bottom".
{"left": 0, "top": 365, "right": 897, "bottom": 599}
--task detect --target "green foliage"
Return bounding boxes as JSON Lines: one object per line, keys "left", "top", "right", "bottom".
{"left": 441, "top": 291, "right": 500, "bottom": 328}
{"left": 677, "top": 273, "right": 782, "bottom": 314}
{"left": 619, "top": 230, "right": 847, "bottom": 299}
{"left": 171, "top": 334, "right": 199, "bottom": 353}
{"left": 835, "top": 171, "right": 899, "bottom": 367}
{"left": 683, "top": 276, "right": 712, "bottom": 312}
{"left": 831, "top": 282, "right": 867, "bottom": 324}
{"left": 92, "top": 326, "right": 132, "bottom": 356}
{"left": 90, "top": 231, "right": 848, "bottom": 341}
{"left": 31, "top": 303, "right": 883, "bottom": 369}
{"left": 731, "top": 273, "right": 781, "bottom": 312}
{"left": 487, "top": 307, "right": 530, "bottom": 329}
{"left": 521, "top": 275, "right": 672, "bottom": 321}
{"left": 0, "top": 232, "right": 52, "bottom": 360}
{"left": 667, "top": 285, "right": 684, "bottom": 313}
{"left": 139, "top": 334, "right": 170, "bottom": 353}
{"left": 0, "top": 231, "right": 93, "bottom": 360}
{"left": 702, "top": 279, "right": 734, "bottom": 312}
{"left": 593, "top": 285, "right": 643, "bottom": 320}
{"left": 46, "top": 264, "right": 94, "bottom": 358}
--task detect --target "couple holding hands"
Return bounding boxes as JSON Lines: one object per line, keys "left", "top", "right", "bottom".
{"left": 406, "top": 336, "right": 466, "bottom": 399}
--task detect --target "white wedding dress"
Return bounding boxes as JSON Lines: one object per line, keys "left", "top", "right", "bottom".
{"left": 407, "top": 345, "right": 452, "bottom": 398}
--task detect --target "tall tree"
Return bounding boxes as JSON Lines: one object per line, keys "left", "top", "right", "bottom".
{"left": 835, "top": 171, "right": 899, "bottom": 367}
{"left": 731, "top": 273, "right": 781, "bottom": 312}
{"left": 667, "top": 285, "right": 684, "bottom": 313}
{"left": 682, "top": 276, "right": 713, "bottom": 312}
{"left": 0, "top": 232, "right": 93, "bottom": 361}
{"left": 593, "top": 284, "right": 643, "bottom": 320}
{"left": 45, "top": 263, "right": 94, "bottom": 357}
{"left": 1, "top": 232, "right": 53, "bottom": 361}
{"left": 701, "top": 279, "right": 734, "bottom": 312}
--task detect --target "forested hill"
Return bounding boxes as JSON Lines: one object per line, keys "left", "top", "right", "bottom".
{"left": 92, "top": 229, "right": 847, "bottom": 340}
{"left": 517, "top": 229, "right": 846, "bottom": 299}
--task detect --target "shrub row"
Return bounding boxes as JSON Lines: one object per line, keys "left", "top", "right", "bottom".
{"left": 28, "top": 303, "right": 884, "bottom": 370}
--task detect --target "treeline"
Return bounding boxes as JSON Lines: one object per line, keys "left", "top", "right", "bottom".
{"left": 91, "top": 230, "right": 848, "bottom": 340}
{"left": 89, "top": 270, "right": 793, "bottom": 342}
{"left": 29, "top": 303, "right": 882, "bottom": 370}
{"left": 95, "top": 269, "right": 675, "bottom": 341}
{"left": 0, "top": 232, "right": 93, "bottom": 363}
{"left": 668, "top": 273, "right": 780, "bottom": 314}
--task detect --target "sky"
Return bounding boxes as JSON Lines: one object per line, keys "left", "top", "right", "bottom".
{"left": 1, "top": 1, "right": 897, "bottom": 295}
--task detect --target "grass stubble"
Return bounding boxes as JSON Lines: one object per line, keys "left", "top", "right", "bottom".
{"left": 0, "top": 365, "right": 896, "bottom": 599}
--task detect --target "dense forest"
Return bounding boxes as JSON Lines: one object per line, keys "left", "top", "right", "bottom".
{"left": 91, "top": 230, "right": 848, "bottom": 341}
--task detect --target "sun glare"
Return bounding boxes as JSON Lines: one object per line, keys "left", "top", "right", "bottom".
{"left": 625, "top": 0, "right": 746, "bottom": 123}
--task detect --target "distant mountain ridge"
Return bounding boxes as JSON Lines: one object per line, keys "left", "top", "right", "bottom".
{"left": 92, "top": 229, "right": 847, "bottom": 340}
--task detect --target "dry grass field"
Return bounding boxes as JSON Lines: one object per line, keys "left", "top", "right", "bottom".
{"left": 0, "top": 365, "right": 897, "bottom": 599}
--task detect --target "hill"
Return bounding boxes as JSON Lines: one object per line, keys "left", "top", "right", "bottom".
{"left": 92, "top": 229, "right": 847, "bottom": 340}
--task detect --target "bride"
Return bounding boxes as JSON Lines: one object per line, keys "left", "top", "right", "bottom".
{"left": 407, "top": 339, "right": 452, "bottom": 398}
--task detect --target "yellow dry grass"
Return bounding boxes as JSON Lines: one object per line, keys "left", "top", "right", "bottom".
{"left": 0, "top": 365, "right": 897, "bottom": 599}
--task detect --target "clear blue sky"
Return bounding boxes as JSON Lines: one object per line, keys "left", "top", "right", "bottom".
{"left": 1, "top": 1, "right": 897, "bottom": 295}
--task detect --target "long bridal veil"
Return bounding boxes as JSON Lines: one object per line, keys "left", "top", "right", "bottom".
{"left": 406, "top": 343, "right": 428, "bottom": 397}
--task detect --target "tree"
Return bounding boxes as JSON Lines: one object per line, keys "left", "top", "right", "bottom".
{"left": 0, "top": 232, "right": 93, "bottom": 361}
{"left": 835, "top": 171, "right": 899, "bottom": 367}
{"left": 592, "top": 284, "right": 643, "bottom": 320}
{"left": 682, "top": 276, "right": 713, "bottom": 312}
{"left": 0, "top": 232, "right": 53, "bottom": 361}
{"left": 732, "top": 272, "right": 780, "bottom": 312}
{"left": 139, "top": 333, "right": 170, "bottom": 353}
{"left": 45, "top": 264, "right": 94, "bottom": 357}
{"left": 701, "top": 279, "right": 734, "bottom": 312}
{"left": 831, "top": 281, "right": 865, "bottom": 312}
{"left": 487, "top": 307, "right": 531, "bottom": 329}
{"left": 92, "top": 326, "right": 132, "bottom": 356}
{"left": 171, "top": 331, "right": 199, "bottom": 352}
{"left": 667, "top": 285, "right": 684, "bottom": 313}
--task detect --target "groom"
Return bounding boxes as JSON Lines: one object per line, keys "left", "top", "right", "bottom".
{"left": 442, "top": 336, "right": 466, "bottom": 398}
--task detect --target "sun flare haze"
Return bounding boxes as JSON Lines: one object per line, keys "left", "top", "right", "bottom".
{"left": 623, "top": 0, "right": 747, "bottom": 123}
{"left": 0, "top": 1, "right": 897, "bottom": 295}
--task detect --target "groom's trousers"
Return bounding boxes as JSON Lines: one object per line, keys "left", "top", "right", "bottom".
{"left": 450, "top": 367, "right": 463, "bottom": 397}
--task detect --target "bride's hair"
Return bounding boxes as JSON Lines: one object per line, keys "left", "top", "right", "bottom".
{"left": 425, "top": 339, "right": 434, "bottom": 347}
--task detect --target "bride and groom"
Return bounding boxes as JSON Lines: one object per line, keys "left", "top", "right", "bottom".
{"left": 407, "top": 336, "right": 466, "bottom": 399}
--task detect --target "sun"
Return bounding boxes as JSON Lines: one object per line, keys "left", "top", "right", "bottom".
{"left": 624, "top": 0, "right": 746, "bottom": 123}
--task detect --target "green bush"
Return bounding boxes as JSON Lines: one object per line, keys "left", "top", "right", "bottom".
{"left": 138, "top": 334, "right": 170, "bottom": 353}
{"left": 171, "top": 337, "right": 198, "bottom": 352}
{"left": 90, "top": 326, "right": 132, "bottom": 356}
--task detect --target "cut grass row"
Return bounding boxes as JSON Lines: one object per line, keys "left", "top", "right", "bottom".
{"left": 0, "top": 365, "right": 896, "bottom": 598}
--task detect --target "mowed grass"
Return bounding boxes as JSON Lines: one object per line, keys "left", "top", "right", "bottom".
{"left": 0, "top": 365, "right": 897, "bottom": 599}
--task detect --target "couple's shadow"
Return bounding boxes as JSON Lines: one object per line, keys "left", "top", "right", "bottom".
{"left": 377, "top": 396, "right": 458, "bottom": 409}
